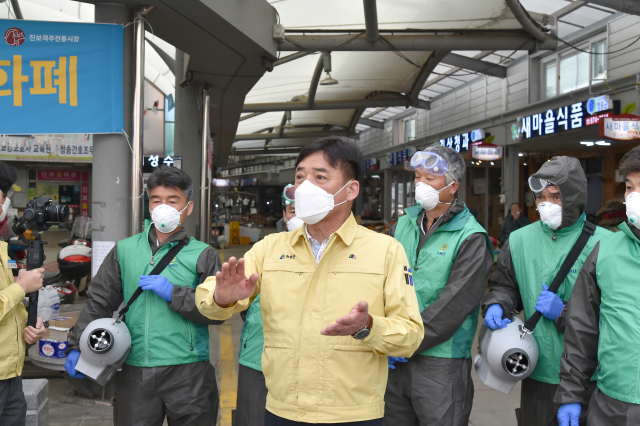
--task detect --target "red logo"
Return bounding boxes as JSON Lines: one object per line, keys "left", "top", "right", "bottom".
{"left": 41, "top": 343, "right": 55, "bottom": 357}
{"left": 4, "top": 27, "right": 26, "bottom": 46}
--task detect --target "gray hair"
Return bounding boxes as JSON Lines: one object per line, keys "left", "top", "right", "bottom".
{"left": 420, "top": 144, "right": 465, "bottom": 184}
{"left": 147, "top": 167, "right": 194, "bottom": 200}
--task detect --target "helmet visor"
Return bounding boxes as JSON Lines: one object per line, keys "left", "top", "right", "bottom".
{"left": 528, "top": 176, "right": 552, "bottom": 194}
{"left": 282, "top": 184, "right": 295, "bottom": 206}
{"left": 410, "top": 151, "right": 449, "bottom": 176}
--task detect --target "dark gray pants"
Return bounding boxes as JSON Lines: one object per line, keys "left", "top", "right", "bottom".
{"left": 0, "top": 376, "right": 26, "bottom": 426}
{"left": 114, "top": 361, "right": 218, "bottom": 426}
{"left": 236, "top": 365, "right": 267, "bottom": 426}
{"left": 518, "top": 378, "right": 596, "bottom": 426}
{"left": 383, "top": 356, "right": 473, "bottom": 426}
{"left": 586, "top": 387, "right": 640, "bottom": 426}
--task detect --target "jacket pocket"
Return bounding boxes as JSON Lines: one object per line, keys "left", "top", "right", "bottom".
{"left": 321, "top": 344, "right": 379, "bottom": 406}
{"left": 262, "top": 333, "right": 296, "bottom": 405}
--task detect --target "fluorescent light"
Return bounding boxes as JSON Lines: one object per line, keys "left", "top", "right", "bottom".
{"left": 596, "top": 141, "right": 611, "bottom": 146}
{"left": 518, "top": 153, "right": 523, "bottom": 157}
{"left": 580, "top": 141, "right": 595, "bottom": 146}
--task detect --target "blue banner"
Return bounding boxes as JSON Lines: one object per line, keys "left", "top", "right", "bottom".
{"left": 0, "top": 19, "right": 123, "bottom": 134}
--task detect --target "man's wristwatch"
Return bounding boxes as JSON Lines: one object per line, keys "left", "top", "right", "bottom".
{"left": 352, "top": 315, "right": 373, "bottom": 340}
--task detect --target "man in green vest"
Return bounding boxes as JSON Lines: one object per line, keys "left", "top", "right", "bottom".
{"left": 482, "top": 156, "right": 610, "bottom": 426}
{"left": 237, "top": 184, "right": 302, "bottom": 426}
{"left": 555, "top": 146, "right": 640, "bottom": 426}
{"left": 384, "top": 145, "right": 494, "bottom": 426}
{"left": 64, "top": 167, "right": 223, "bottom": 426}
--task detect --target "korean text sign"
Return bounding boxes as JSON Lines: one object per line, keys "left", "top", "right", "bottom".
{"left": 0, "top": 19, "right": 123, "bottom": 133}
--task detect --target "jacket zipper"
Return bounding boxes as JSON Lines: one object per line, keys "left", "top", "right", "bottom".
{"left": 188, "top": 322, "right": 194, "bottom": 351}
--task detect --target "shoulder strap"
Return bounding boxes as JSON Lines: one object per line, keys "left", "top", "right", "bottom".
{"left": 521, "top": 221, "right": 596, "bottom": 336}
{"left": 115, "top": 239, "right": 188, "bottom": 321}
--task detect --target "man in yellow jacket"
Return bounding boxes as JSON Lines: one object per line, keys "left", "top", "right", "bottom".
{"left": 197, "top": 137, "right": 424, "bottom": 426}
{"left": 0, "top": 161, "right": 46, "bottom": 426}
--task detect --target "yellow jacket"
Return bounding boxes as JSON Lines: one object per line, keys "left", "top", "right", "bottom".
{"left": 197, "top": 214, "right": 424, "bottom": 423}
{"left": 0, "top": 242, "right": 27, "bottom": 380}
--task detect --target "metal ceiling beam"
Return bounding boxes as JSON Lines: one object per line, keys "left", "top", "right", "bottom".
{"left": 235, "top": 130, "right": 350, "bottom": 141}
{"left": 422, "top": 50, "right": 493, "bottom": 90}
{"left": 364, "top": 107, "right": 388, "bottom": 118}
{"left": 584, "top": 0, "right": 640, "bottom": 15}
{"left": 277, "top": 112, "right": 288, "bottom": 138}
{"left": 146, "top": 38, "right": 177, "bottom": 75}
{"left": 363, "top": 0, "right": 379, "bottom": 42}
{"left": 308, "top": 53, "right": 326, "bottom": 108}
{"left": 239, "top": 112, "right": 266, "bottom": 122}
{"left": 552, "top": 1, "right": 586, "bottom": 18}
{"left": 242, "top": 94, "right": 429, "bottom": 113}
{"left": 358, "top": 118, "right": 384, "bottom": 129}
{"left": 273, "top": 51, "right": 311, "bottom": 67}
{"left": 280, "top": 32, "right": 557, "bottom": 51}
{"left": 505, "top": 0, "right": 548, "bottom": 43}
{"left": 441, "top": 52, "right": 507, "bottom": 78}
{"left": 10, "top": 0, "right": 23, "bottom": 19}
{"left": 409, "top": 51, "right": 451, "bottom": 101}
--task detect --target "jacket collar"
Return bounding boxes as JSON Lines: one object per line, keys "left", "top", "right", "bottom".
{"left": 291, "top": 212, "right": 358, "bottom": 247}
{"left": 405, "top": 200, "right": 468, "bottom": 232}
{"left": 619, "top": 221, "right": 640, "bottom": 245}
{"left": 145, "top": 219, "right": 189, "bottom": 252}
{"left": 538, "top": 212, "right": 586, "bottom": 237}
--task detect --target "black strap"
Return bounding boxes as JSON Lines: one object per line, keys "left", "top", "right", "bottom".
{"left": 522, "top": 221, "right": 596, "bottom": 334}
{"left": 115, "top": 240, "right": 188, "bottom": 321}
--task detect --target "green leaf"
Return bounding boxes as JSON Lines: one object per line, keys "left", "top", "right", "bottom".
{"left": 485, "top": 135, "right": 495, "bottom": 144}
{"left": 622, "top": 102, "right": 636, "bottom": 115}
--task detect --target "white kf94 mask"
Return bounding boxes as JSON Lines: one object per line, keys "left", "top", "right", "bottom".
{"left": 294, "top": 180, "right": 351, "bottom": 225}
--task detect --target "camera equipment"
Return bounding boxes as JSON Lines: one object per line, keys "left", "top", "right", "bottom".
{"left": 13, "top": 196, "right": 70, "bottom": 327}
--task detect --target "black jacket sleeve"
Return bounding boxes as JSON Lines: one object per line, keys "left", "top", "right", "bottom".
{"left": 414, "top": 233, "right": 493, "bottom": 354}
{"left": 481, "top": 239, "right": 521, "bottom": 317}
{"left": 554, "top": 243, "right": 601, "bottom": 407}
{"left": 169, "top": 246, "right": 224, "bottom": 325}
{"left": 68, "top": 246, "right": 123, "bottom": 352}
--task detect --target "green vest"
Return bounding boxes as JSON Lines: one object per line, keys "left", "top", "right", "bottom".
{"left": 508, "top": 214, "right": 610, "bottom": 384}
{"left": 118, "top": 221, "right": 210, "bottom": 367}
{"left": 238, "top": 294, "right": 264, "bottom": 371}
{"left": 594, "top": 222, "right": 640, "bottom": 404}
{"left": 394, "top": 205, "right": 492, "bottom": 359}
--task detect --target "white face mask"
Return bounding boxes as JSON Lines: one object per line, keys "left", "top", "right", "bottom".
{"left": 294, "top": 180, "right": 352, "bottom": 225}
{"left": 0, "top": 197, "right": 9, "bottom": 221}
{"left": 285, "top": 215, "right": 304, "bottom": 231}
{"left": 150, "top": 202, "right": 190, "bottom": 234}
{"left": 537, "top": 202, "right": 562, "bottom": 230}
{"left": 415, "top": 181, "right": 453, "bottom": 211}
{"left": 625, "top": 192, "right": 640, "bottom": 228}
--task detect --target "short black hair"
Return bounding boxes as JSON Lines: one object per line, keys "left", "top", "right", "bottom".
{"left": 295, "top": 137, "right": 364, "bottom": 184}
{"left": 0, "top": 161, "right": 17, "bottom": 196}
{"left": 511, "top": 203, "right": 520, "bottom": 208}
{"left": 147, "top": 167, "right": 193, "bottom": 200}
{"left": 619, "top": 145, "right": 640, "bottom": 179}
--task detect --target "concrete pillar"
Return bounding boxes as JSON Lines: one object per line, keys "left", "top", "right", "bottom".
{"left": 504, "top": 145, "right": 521, "bottom": 213}
{"left": 93, "top": 5, "right": 134, "bottom": 242}
{"left": 23, "top": 379, "right": 48, "bottom": 426}
{"left": 383, "top": 169, "right": 392, "bottom": 222}
{"left": 173, "top": 50, "right": 202, "bottom": 238}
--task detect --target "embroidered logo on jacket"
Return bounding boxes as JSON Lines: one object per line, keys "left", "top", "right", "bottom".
{"left": 349, "top": 254, "right": 356, "bottom": 259}
{"left": 436, "top": 244, "right": 448, "bottom": 256}
{"left": 280, "top": 254, "right": 296, "bottom": 260}
{"left": 168, "top": 257, "right": 178, "bottom": 267}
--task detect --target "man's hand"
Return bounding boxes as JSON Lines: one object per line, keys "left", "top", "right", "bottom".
{"left": 23, "top": 317, "right": 46, "bottom": 344}
{"left": 139, "top": 275, "right": 173, "bottom": 303}
{"left": 213, "top": 257, "right": 259, "bottom": 307}
{"left": 15, "top": 268, "right": 44, "bottom": 294}
{"left": 64, "top": 350, "right": 85, "bottom": 379}
{"left": 321, "top": 301, "right": 370, "bottom": 336}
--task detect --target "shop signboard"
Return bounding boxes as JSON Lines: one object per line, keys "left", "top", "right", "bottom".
{"left": 599, "top": 114, "right": 640, "bottom": 141}
{"left": 364, "top": 158, "right": 378, "bottom": 171}
{"left": 438, "top": 128, "right": 484, "bottom": 153}
{"left": 586, "top": 95, "right": 613, "bottom": 115}
{"left": 512, "top": 100, "right": 620, "bottom": 141}
{"left": 471, "top": 143, "right": 503, "bottom": 161}
{"left": 0, "top": 19, "right": 124, "bottom": 134}
{"left": 0, "top": 134, "right": 93, "bottom": 162}
{"left": 142, "top": 154, "right": 176, "bottom": 173}
{"left": 387, "top": 148, "right": 412, "bottom": 166}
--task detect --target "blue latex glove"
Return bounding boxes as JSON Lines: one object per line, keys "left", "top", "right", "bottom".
{"left": 388, "top": 356, "right": 408, "bottom": 370}
{"left": 557, "top": 403, "right": 581, "bottom": 426}
{"left": 535, "top": 284, "right": 565, "bottom": 320}
{"left": 484, "top": 304, "right": 511, "bottom": 330}
{"left": 139, "top": 275, "right": 174, "bottom": 303}
{"left": 64, "top": 349, "right": 85, "bottom": 379}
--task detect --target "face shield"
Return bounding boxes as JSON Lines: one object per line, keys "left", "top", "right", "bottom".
{"left": 410, "top": 151, "right": 449, "bottom": 176}
{"left": 282, "top": 184, "right": 295, "bottom": 206}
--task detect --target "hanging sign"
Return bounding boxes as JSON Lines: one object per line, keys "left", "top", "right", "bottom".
{"left": 0, "top": 19, "right": 124, "bottom": 134}
{"left": 471, "top": 142, "right": 503, "bottom": 161}
{"left": 599, "top": 114, "right": 640, "bottom": 141}
{"left": 387, "top": 148, "right": 413, "bottom": 166}
{"left": 586, "top": 95, "right": 613, "bottom": 115}
{"left": 0, "top": 134, "right": 92, "bottom": 162}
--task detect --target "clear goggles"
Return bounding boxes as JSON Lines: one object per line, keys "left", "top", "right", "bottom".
{"left": 410, "top": 151, "right": 449, "bottom": 176}
{"left": 282, "top": 184, "right": 295, "bottom": 206}
{"left": 528, "top": 176, "right": 554, "bottom": 194}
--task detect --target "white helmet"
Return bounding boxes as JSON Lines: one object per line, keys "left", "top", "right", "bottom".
{"left": 75, "top": 318, "right": 131, "bottom": 386}
{"left": 474, "top": 316, "right": 539, "bottom": 394}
